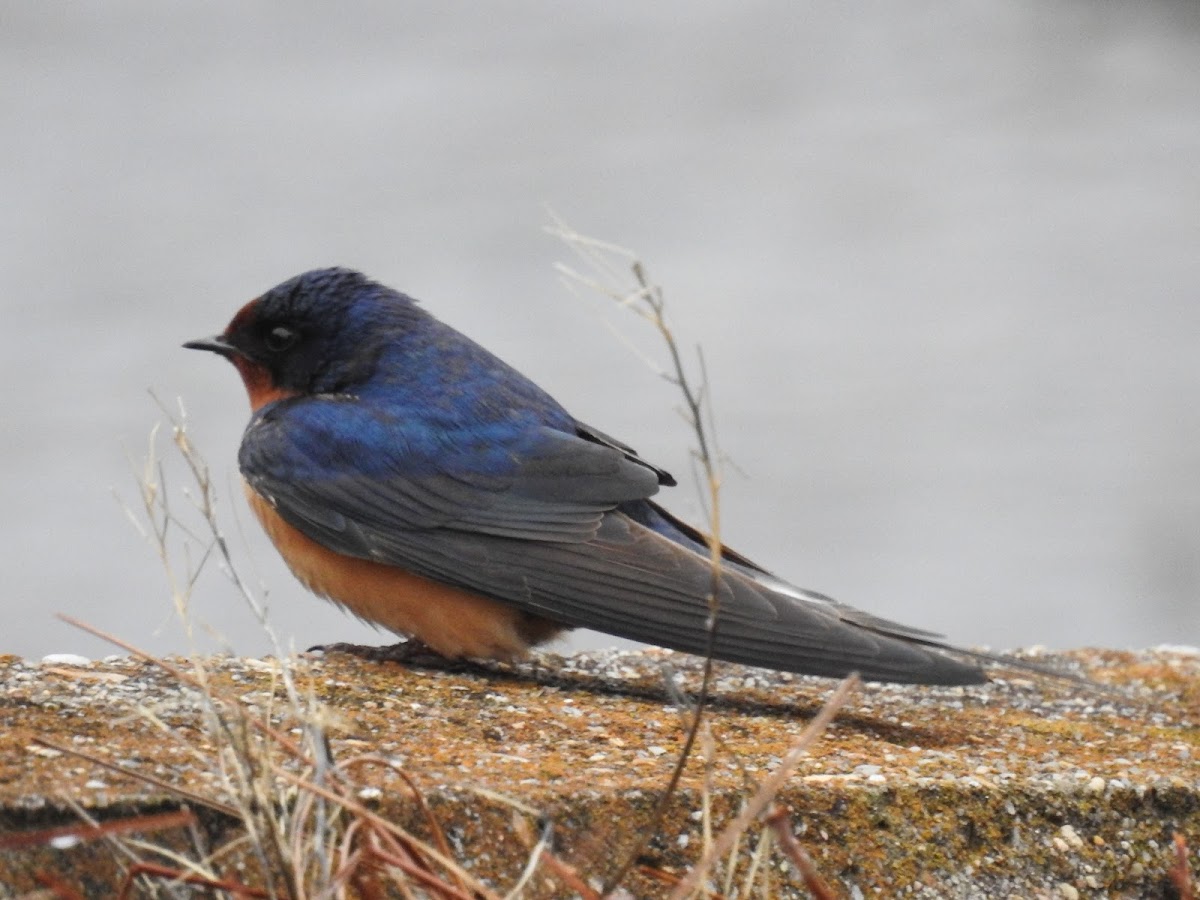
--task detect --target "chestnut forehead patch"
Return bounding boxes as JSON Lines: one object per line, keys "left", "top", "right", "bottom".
{"left": 224, "top": 296, "right": 261, "bottom": 337}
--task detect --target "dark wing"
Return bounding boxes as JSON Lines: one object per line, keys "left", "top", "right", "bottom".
{"left": 574, "top": 420, "right": 677, "bottom": 487}
{"left": 241, "top": 398, "right": 984, "bottom": 685}
{"left": 361, "top": 514, "right": 984, "bottom": 684}
{"left": 240, "top": 401, "right": 663, "bottom": 542}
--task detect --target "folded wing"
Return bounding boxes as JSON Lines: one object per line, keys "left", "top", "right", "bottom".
{"left": 241, "top": 398, "right": 985, "bottom": 684}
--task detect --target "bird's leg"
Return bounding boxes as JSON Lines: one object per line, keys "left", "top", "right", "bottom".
{"left": 308, "top": 638, "right": 474, "bottom": 671}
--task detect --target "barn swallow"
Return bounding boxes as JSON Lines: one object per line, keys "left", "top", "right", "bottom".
{"left": 185, "top": 267, "right": 988, "bottom": 685}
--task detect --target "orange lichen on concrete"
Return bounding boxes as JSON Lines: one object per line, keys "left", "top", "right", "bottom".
{"left": 0, "top": 646, "right": 1196, "bottom": 897}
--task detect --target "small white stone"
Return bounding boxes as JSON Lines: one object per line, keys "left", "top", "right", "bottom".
{"left": 1059, "top": 824, "right": 1084, "bottom": 850}
{"left": 1153, "top": 643, "right": 1199, "bottom": 656}
{"left": 41, "top": 653, "right": 90, "bottom": 666}
{"left": 357, "top": 786, "right": 382, "bottom": 801}
{"left": 1057, "top": 883, "right": 1079, "bottom": 900}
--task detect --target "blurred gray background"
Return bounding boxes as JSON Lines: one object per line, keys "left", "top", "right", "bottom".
{"left": 3, "top": 2, "right": 1198, "bottom": 662}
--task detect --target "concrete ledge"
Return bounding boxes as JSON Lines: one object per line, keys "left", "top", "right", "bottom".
{"left": 1, "top": 647, "right": 1196, "bottom": 896}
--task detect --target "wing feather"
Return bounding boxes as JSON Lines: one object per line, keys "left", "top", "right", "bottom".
{"left": 240, "top": 396, "right": 985, "bottom": 684}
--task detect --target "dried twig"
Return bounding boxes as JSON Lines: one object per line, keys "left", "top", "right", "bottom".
{"left": 0, "top": 809, "right": 199, "bottom": 852}
{"left": 765, "top": 806, "right": 839, "bottom": 900}
{"left": 1171, "top": 832, "right": 1196, "bottom": 900}
{"left": 32, "top": 873, "right": 89, "bottom": 900}
{"left": 667, "top": 674, "right": 858, "bottom": 899}
{"left": 117, "top": 862, "right": 274, "bottom": 900}
{"left": 29, "top": 737, "right": 240, "bottom": 820}
{"left": 548, "top": 213, "right": 728, "bottom": 897}
{"left": 64, "top": 413, "right": 511, "bottom": 899}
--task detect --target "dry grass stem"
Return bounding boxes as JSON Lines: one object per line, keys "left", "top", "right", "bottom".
{"left": 667, "top": 674, "right": 859, "bottom": 899}
{"left": 765, "top": 806, "right": 839, "bottom": 900}
{"left": 548, "top": 212, "right": 734, "bottom": 896}
{"left": 51, "top": 413, "right": 542, "bottom": 897}
{"left": 1171, "top": 832, "right": 1196, "bottom": 900}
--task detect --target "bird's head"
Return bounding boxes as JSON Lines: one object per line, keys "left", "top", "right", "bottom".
{"left": 185, "top": 268, "right": 393, "bottom": 410}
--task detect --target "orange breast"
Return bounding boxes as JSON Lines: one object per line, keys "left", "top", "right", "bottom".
{"left": 231, "top": 357, "right": 298, "bottom": 411}
{"left": 243, "top": 483, "right": 564, "bottom": 659}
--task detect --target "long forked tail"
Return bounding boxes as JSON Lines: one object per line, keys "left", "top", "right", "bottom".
{"left": 620, "top": 499, "right": 1090, "bottom": 687}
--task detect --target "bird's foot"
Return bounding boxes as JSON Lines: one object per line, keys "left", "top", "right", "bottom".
{"left": 308, "top": 639, "right": 473, "bottom": 671}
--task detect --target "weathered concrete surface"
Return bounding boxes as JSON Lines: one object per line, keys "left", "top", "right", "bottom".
{"left": 0, "top": 647, "right": 1196, "bottom": 897}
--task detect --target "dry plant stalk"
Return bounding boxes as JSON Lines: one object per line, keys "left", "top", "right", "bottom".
{"left": 89, "top": 410, "right": 517, "bottom": 898}
{"left": 1171, "top": 832, "right": 1196, "bottom": 900}
{"left": 550, "top": 215, "right": 851, "bottom": 899}
{"left": 666, "top": 675, "right": 858, "bottom": 900}
{"left": 765, "top": 806, "right": 839, "bottom": 900}
{"left": 548, "top": 215, "right": 729, "bottom": 895}
{"left": 0, "top": 808, "right": 199, "bottom": 852}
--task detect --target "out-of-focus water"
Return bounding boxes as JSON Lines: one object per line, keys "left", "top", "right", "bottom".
{"left": 3, "top": 3, "right": 1198, "bottom": 662}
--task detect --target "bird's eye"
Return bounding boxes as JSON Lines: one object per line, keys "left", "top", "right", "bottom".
{"left": 264, "top": 325, "right": 299, "bottom": 353}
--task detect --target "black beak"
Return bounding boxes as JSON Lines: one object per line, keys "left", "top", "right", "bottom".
{"left": 183, "top": 334, "right": 238, "bottom": 358}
